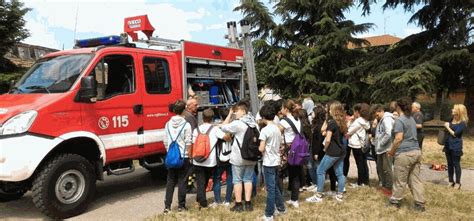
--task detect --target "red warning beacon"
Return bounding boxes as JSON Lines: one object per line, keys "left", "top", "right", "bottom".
{"left": 124, "top": 15, "right": 155, "bottom": 41}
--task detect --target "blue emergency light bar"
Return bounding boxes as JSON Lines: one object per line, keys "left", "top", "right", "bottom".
{"left": 75, "top": 35, "right": 122, "bottom": 48}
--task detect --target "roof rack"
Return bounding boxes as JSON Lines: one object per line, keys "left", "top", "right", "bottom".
{"left": 134, "top": 37, "right": 182, "bottom": 50}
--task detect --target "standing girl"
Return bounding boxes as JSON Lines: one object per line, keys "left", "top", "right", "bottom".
{"left": 444, "top": 104, "right": 469, "bottom": 189}
{"left": 307, "top": 101, "right": 347, "bottom": 202}
{"left": 279, "top": 99, "right": 303, "bottom": 208}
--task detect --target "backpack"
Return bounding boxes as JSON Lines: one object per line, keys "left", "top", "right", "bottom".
{"left": 216, "top": 139, "right": 232, "bottom": 166}
{"left": 192, "top": 125, "right": 214, "bottom": 163}
{"left": 282, "top": 117, "right": 310, "bottom": 166}
{"left": 165, "top": 123, "right": 187, "bottom": 169}
{"left": 235, "top": 121, "right": 261, "bottom": 161}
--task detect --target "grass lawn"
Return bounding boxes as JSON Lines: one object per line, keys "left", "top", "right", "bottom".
{"left": 147, "top": 180, "right": 474, "bottom": 220}
{"left": 422, "top": 134, "right": 474, "bottom": 169}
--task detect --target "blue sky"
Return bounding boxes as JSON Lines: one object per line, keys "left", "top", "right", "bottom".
{"left": 22, "top": 0, "right": 423, "bottom": 50}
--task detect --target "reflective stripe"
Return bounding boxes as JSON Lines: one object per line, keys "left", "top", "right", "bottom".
{"left": 100, "top": 129, "right": 166, "bottom": 150}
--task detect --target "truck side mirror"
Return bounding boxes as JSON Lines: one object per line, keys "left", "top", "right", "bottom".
{"left": 76, "top": 76, "right": 97, "bottom": 103}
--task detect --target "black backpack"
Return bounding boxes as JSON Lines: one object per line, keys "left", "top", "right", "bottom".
{"left": 235, "top": 121, "right": 261, "bottom": 161}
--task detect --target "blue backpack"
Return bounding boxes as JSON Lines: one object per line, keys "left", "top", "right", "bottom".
{"left": 165, "top": 123, "right": 187, "bottom": 169}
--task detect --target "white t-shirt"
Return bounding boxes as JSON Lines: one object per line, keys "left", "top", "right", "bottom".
{"left": 259, "top": 123, "right": 281, "bottom": 167}
{"left": 192, "top": 123, "right": 225, "bottom": 167}
{"left": 279, "top": 115, "right": 301, "bottom": 144}
{"left": 221, "top": 120, "right": 257, "bottom": 166}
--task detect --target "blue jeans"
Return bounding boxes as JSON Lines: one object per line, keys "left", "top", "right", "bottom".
{"left": 307, "top": 157, "right": 318, "bottom": 185}
{"left": 263, "top": 166, "right": 286, "bottom": 217}
{"left": 213, "top": 165, "right": 233, "bottom": 203}
{"left": 317, "top": 154, "right": 345, "bottom": 193}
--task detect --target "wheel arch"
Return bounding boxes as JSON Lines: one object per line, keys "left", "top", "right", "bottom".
{"left": 34, "top": 132, "right": 106, "bottom": 181}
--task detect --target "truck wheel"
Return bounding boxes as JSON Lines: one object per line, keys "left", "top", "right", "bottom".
{"left": 32, "top": 154, "right": 96, "bottom": 219}
{"left": 0, "top": 189, "right": 27, "bottom": 202}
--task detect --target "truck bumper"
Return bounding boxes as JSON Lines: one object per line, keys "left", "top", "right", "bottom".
{"left": 0, "top": 134, "right": 62, "bottom": 182}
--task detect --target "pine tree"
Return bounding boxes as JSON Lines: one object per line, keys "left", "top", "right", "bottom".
{"left": 235, "top": 0, "right": 373, "bottom": 103}
{"left": 359, "top": 0, "right": 473, "bottom": 125}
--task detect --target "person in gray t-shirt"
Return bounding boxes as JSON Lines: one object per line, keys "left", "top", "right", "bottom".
{"left": 392, "top": 115, "right": 419, "bottom": 155}
{"left": 388, "top": 97, "right": 425, "bottom": 211}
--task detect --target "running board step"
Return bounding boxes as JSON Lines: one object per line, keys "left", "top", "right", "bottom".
{"left": 106, "top": 161, "right": 135, "bottom": 176}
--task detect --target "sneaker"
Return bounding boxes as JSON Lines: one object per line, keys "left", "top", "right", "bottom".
{"left": 350, "top": 183, "right": 360, "bottom": 189}
{"left": 286, "top": 200, "right": 299, "bottom": 208}
{"left": 245, "top": 201, "right": 254, "bottom": 211}
{"left": 306, "top": 194, "right": 323, "bottom": 203}
{"left": 230, "top": 203, "right": 244, "bottom": 213}
{"left": 454, "top": 183, "right": 462, "bottom": 190}
{"left": 388, "top": 199, "right": 401, "bottom": 209}
{"left": 209, "top": 202, "right": 220, "bottom": 208}
{"left": 260, "top": 215, "right": 274, "bottom": 221}
{"left": 325, "top": 191, "right": 335, "bottom": 197}
{"left": 163, "top": 208, "right": 171, "bottom": 214}
{"left": 274, "top": 209, "right": 287, "bottom": 216}
{"left": 307, "top": 185, "right": 318, "bottom": 192}
{"left": 334, "top": 193, "right": 343, "bottom": 202}
{"left": 177, "top": 206, "right": 188, "bottom": 212}
{"left": 222, "top": 202, "right": 231, "bottom": 207}
{"left": 414, "top": 203, "right": 426, "bottom": 212}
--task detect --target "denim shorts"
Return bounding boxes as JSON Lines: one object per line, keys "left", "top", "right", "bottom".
{"left": 232, "top": 165, "right": 255, "bottom": 184}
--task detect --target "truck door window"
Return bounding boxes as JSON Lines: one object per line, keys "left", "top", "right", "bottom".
{"left": 92, "top": 55, "right": 135, "bottom": 100}
{"left": 143, "top": 57, "right": 171, "bottom": 94}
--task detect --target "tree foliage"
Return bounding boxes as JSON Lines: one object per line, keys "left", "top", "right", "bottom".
{"left": 0, "top": 0, "right": 30, "bottom": 58}
{"left": 355, "top": 0, "right": 473, "bottom": 105}
{"left": 237, "top": 0, "right": 473, "bottom": 110}
{"left": 235, "top": 0, "right": 373, "bottom": 103}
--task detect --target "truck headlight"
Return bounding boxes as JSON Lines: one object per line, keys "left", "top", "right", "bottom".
{"left": 0, "top": 111, "right": 38, "bottom": 135}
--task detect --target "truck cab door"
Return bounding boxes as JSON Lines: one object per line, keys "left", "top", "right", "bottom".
{"left": 138, "top": 53, "right": 182, "bottom": 155}
{"left": 80, "top": 53, "right": 144, "bottom": 163}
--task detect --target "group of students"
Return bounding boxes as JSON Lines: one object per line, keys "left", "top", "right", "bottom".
{"left": 162, "top": 96, "right": 470, "bottom": 220}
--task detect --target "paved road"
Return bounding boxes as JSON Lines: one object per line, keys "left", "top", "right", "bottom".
{"left": 1, "top": 160, "right": 473, "bottom": 220}
{"left": 0, "top": 168, "right": 180, "bottom": 220}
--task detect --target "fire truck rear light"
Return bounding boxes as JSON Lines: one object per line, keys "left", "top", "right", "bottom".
{"left": 75, "top": 35, "right": 122, "bottom": 48}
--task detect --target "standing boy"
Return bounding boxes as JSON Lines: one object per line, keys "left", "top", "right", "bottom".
{"left": 192, "top": 108, "right": 226, "bottom": 209}
{"left": 163, "top": 100, "right": 193, "bottom": 214}
{"left": 221, "top": 101, "right": 258, "bottom": 212}
{"left": 259, "top": 105, "right": 286, "bottom": 221}
{"left": 371, "top": 104, "right": 395, "bottom": 193}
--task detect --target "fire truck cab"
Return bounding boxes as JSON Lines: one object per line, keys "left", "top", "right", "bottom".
{"left": 0, "top": 15, "right": 245, "bottom": 218}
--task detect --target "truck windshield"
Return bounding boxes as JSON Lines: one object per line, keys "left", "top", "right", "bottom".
{"left": 10, "top": 54, "right": 93, "bottom": 94}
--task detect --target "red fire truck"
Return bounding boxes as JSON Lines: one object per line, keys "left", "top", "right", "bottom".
{"left": 0, "top": 15, "right": 250, "bottom": 218}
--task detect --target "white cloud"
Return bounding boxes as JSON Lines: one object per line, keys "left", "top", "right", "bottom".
{"left": 23, "top": 17, "right": 61, "bottom": 49}
{"left": 22, "top": 1, "right": 208, "bottom": 48}
{"left": 206, "top": 23, "right": 225, "bottom": 30}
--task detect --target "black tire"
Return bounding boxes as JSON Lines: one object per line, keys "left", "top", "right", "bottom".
{"left": 32, "top": 154, "right": 96, "bottom": 219}
{"left": 0, "top": 189, "right": 27, "bottom": 202}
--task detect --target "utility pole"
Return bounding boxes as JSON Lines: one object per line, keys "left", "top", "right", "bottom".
{"left": 73, "top": 5, "right": 79, "bottom": 46}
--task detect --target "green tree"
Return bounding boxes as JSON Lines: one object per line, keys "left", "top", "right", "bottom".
{"left": 0, "top": 0, "right": 30, "bottom": 60}
{"left": 358, "top": 0, "right": 473, "bottom": 124}
{"left": 235, "top": 0, "right": 373, "bottom": 104}
{"left": 0, "top": 0, "right": 30, "bottom": 93}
